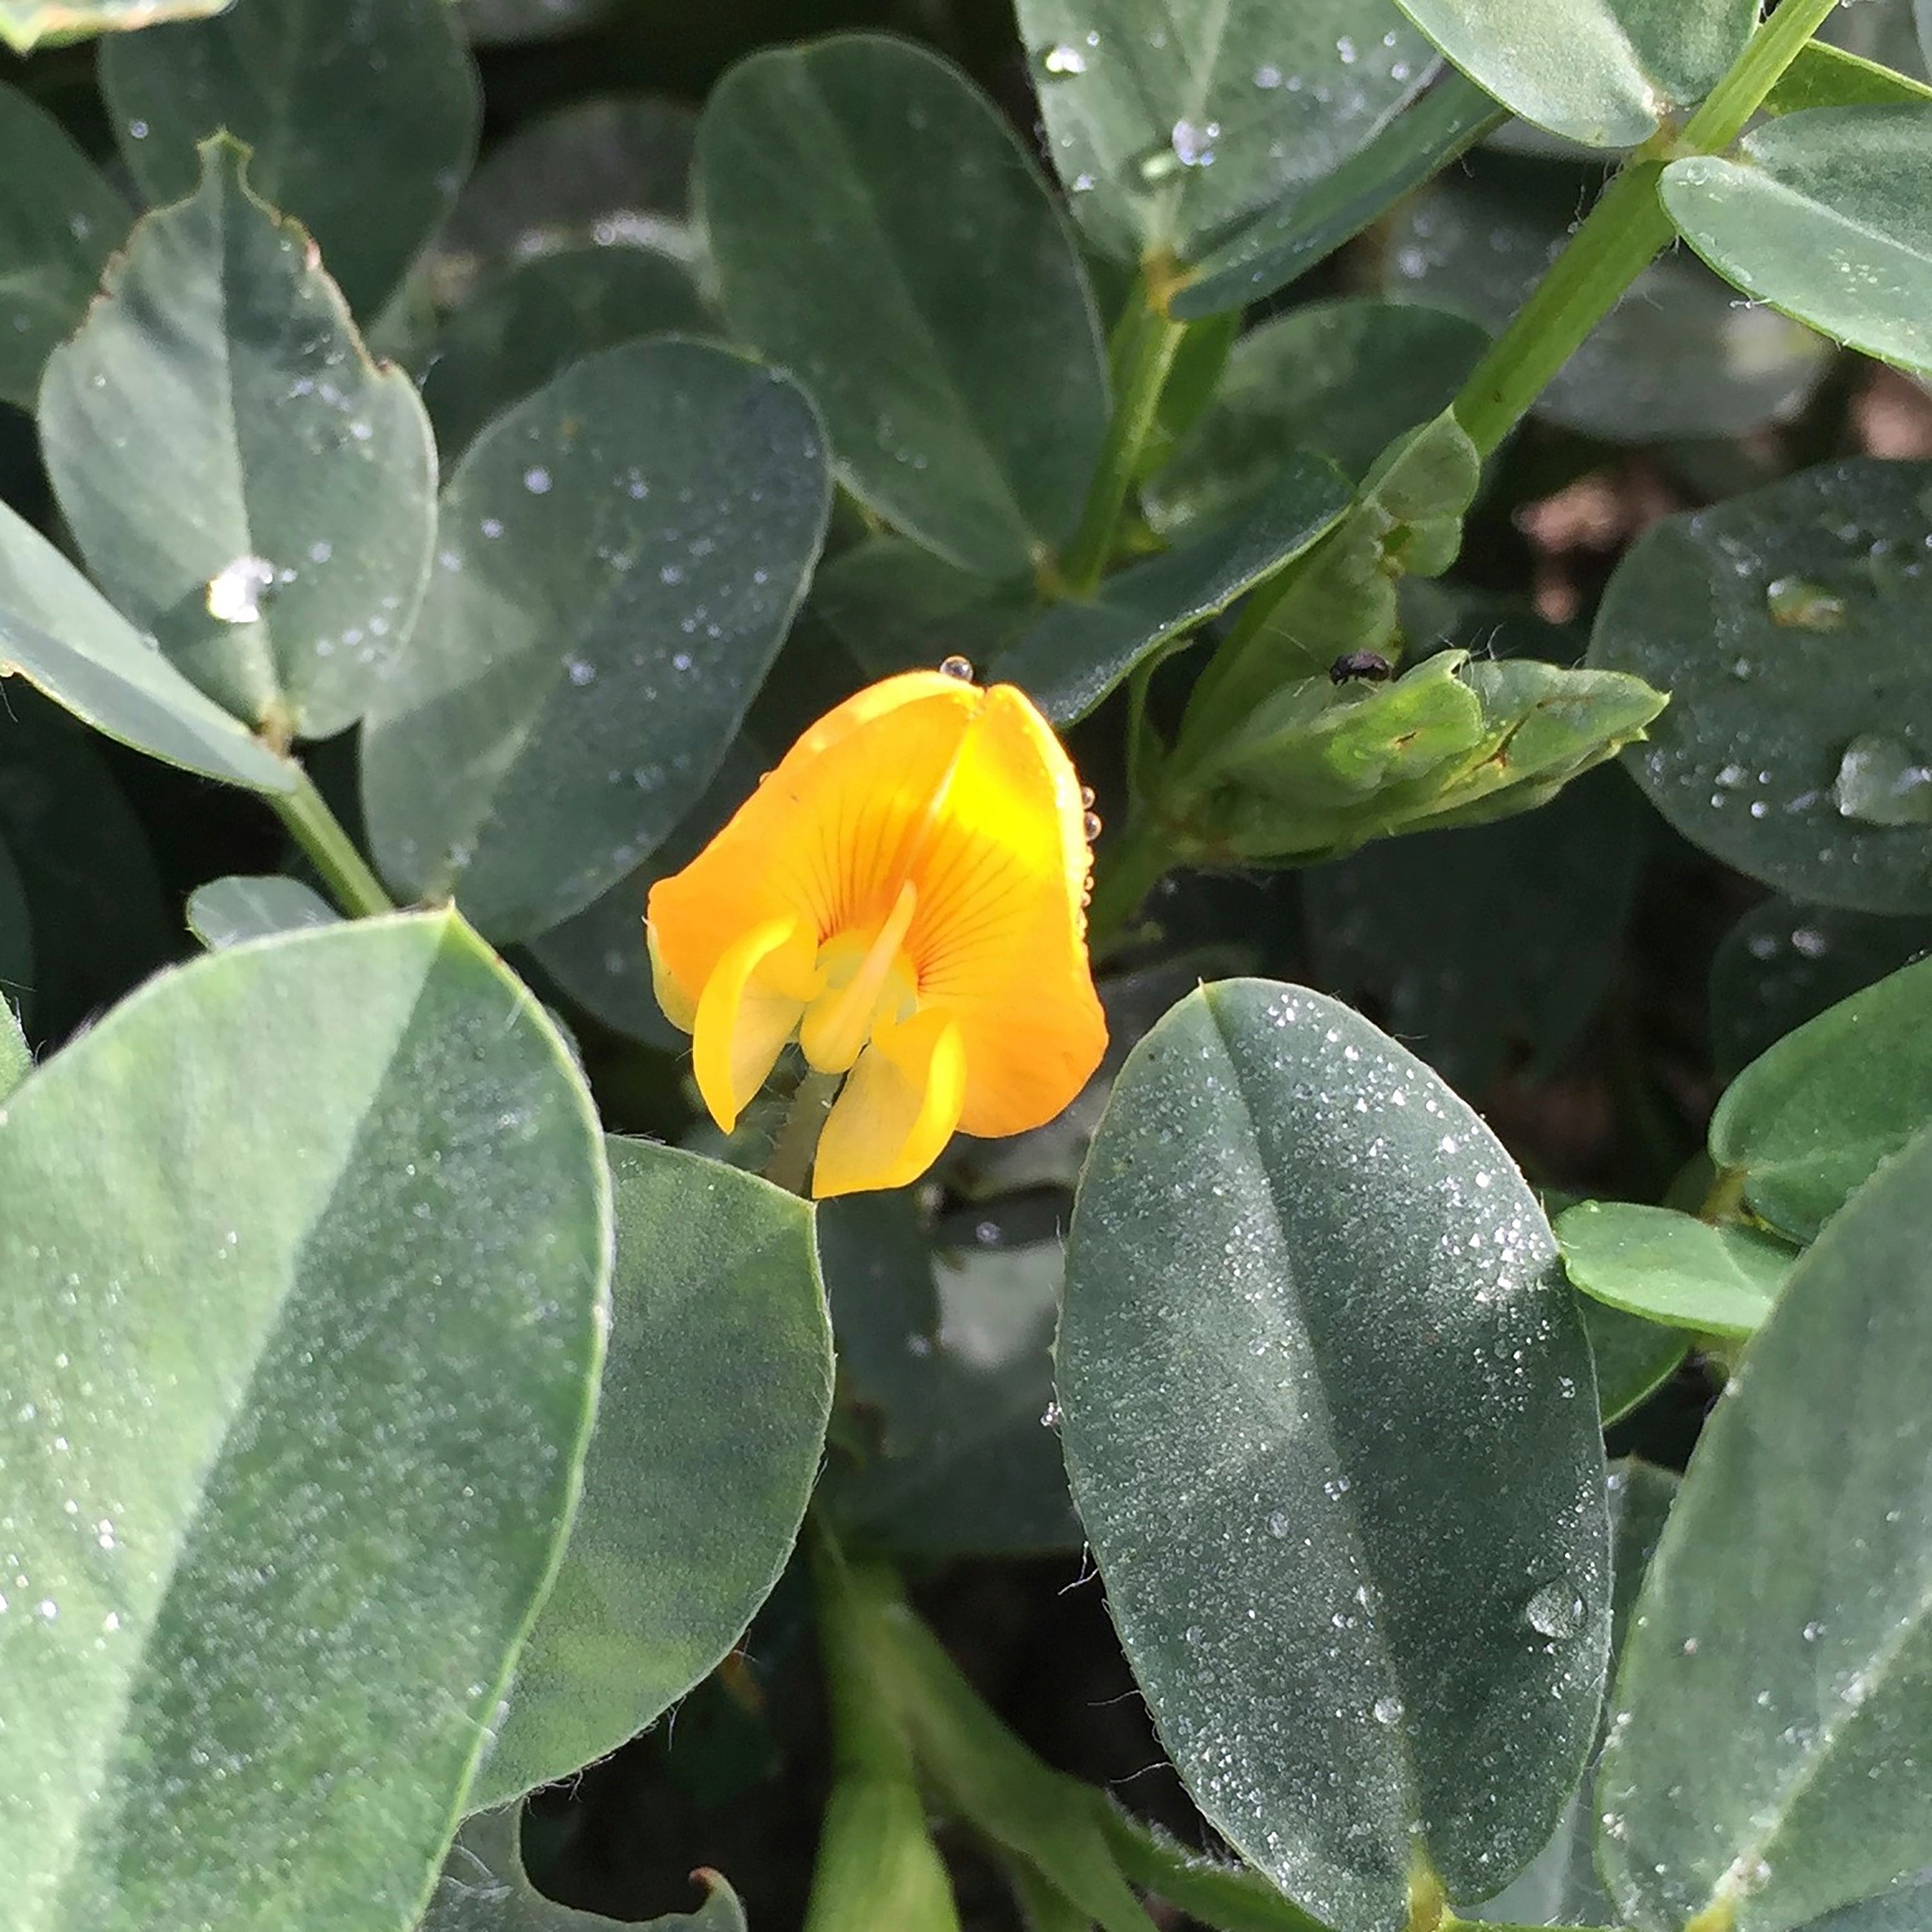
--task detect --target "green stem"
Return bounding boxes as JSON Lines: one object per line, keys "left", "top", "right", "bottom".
{"left": 1453, "top": 0, "right": 1842, "bottom": 459}
{"left": 270, "top": 766, "right": 396, "bottom": 919}
{"left": 764, "top": 1068, "right": 842, "bottom": 1196}
{"left": 1086, "top": 811, "right": 1180, "bottom": 955}
{"left": 809, "top": 1522, "right": 913, "bottom": 1778}
{"left": 1060, "top": 276, "right": 1187, "bottom": 596}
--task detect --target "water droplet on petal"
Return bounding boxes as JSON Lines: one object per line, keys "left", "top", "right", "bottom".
{"left": 938, "top": 654, "right": 976, "bottom": 681}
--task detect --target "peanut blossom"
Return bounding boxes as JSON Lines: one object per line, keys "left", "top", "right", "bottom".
{"left": 646, "top": 668, "right": 1108, "bottom": 1198}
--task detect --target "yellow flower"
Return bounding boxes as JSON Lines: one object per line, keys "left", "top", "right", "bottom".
{"left": 646, "top": 668, "right": 1108, "bottom": 1198}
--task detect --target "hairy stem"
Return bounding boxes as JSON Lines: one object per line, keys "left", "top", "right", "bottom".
{"left": 270, "top": 766, "right": 397, "bottom": 919}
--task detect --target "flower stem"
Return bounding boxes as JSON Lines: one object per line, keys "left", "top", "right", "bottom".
{"left": 764, "top": 1068, "right": 841, "bottom": 1197}
{"left": 1059, "top": 271, "right": 1187, "bottom": 597}
{"left": 270, "top": 765, "right": 397, "bottom": 919}
{"left": 1452, "top": 0, "right": 1842, "bottom": 459}
{"left": 1086, "top": 811, "right": 1180, "bottom": 955}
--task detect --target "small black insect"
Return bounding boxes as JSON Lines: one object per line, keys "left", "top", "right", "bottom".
{"left": 1329, "top": 650, "right": 1393, "bottom": 685}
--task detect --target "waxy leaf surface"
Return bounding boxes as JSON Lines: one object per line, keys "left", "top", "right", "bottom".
{"left": 1598, "top": 1123, "right": 1932, "bottom": 1932}
{"left": 39, "top": 138, "right": 437, "bottom": 741}
{"left": 361, "top": 337, "right": 829, "bottom": 942}
{"left": 185, "top": 875, "right": 339, "bottom": 951}
{"left": 1555, "top": 1200, "right": 1797, "bottom": 1338}
{"left": 471, "top": 1140, "right": 831, "bottom": 1810}
{"left": 993, "top": 453, "right": 1352, "bottom": 723}
{"left": 0, "top": 84, "right": 129, "bottom": 410}
{"left": 0, "top": 497, "right": 290, "bottom": 795}
{"left": 1708, "top": 952, "right": 1932, "bottom": 1244}
{"left": 1590, "top": 459, "right": 1932, "bottom": 914}
{"left": 698, "top": 33, "right": 1106, "bottom": 578}
{"left": 100, "top": 0, "right": 480, "bottom": 316}
{"left": 1014, "top": 0, "right": 1434, "bottom": 265}
{"left": 1390, "top": 0, "right": 1754, "bottom": 146}
{"left": 0, "top": 913, "right": 610, "bottom": 1932}
{"left": 1059, "top": 979, "right": 1609, "bottom": 1932}
{"left": 1663, "top": 106, "right": 1932, "bottom": 382}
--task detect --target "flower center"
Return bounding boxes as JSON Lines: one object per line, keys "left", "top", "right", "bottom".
{"left": 798, "top": 880, "right": 920, "bottom": 1074}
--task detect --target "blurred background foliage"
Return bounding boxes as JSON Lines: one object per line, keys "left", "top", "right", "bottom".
{"left": 5, "top": 0, "right": 1931, "bottom": 1924}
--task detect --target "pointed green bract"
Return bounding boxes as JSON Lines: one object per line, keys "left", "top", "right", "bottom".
{"left": 421, "top": 1807, "right": 745, "bottom": 1929}
{"left": 0, "top": 913, "right": 611, "bottom": 1932}
{"left": 0, "top": 84, "right": 129, "bottom": 410}
{"left": 469, "top": 1140, "right": 831, "bottom": 1812}
{"left": 1390, "top": 0, "right": 1756, "bottom": 146}
{"left": 39, "top": 138, "right": 437, "bottom": 743}
{"left": 1598, "top": 1123, "right": 1932, "bottom": 1932}
{"left": 361, "top": 337, "right": 829, "bottom": 942}
{"left": 698, "top": 33, "right": 1107, "bottom": 579}
{"left": 1016, "top": 0, "right": 1435, "bottom": 265}
{"left": 1059, "top": 980, "right": 1609, "bottom": 1932}
{"left": 100, "top": 0, "right": 480, "bottom": 316}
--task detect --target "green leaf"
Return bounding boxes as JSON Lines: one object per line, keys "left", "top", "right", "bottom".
{"left": 1708, "top": 952, "right": 1932, "bottom": 1244}
{"left": 421, "top": 245, "right": 710, "bottom": 460}
{"left": 421, "top": 1806, "right": 745, "bottom": 1930}
{"left": 100, "top": 0, "right": 480, "bottom": 316}
{"left": 803, "top": 1774, "right": 964, "bottom": 1932}
{"left": 1473, "top": 1462, "right": 1680, "bottom": 1930}
{"left": 0, "top": 831, "right": 28, "bottom": 1040}
{"left": 0, "top": 984, "right": 26, "bottom": 1098}
{"left": 39, "top": 137, "right": 437, "bottom": 743}
{"left": 0, "top": 0, "right": 227, "bottom": 53}
{"left": 185, "top": 874, "right": 339, "bottom": 950}
{"left": 1015, "top": 0, "right": 1435, "bottom": 266}
{"left": 471, "top": 1139, "right": 831, "bottom": 1811}
{"left": 1303, "top": 768, "right": 1645, "bottom": 1096}
{"left": 1584, "top": 1300, "right": 1689, "bottom": 1428}
{"left": 0, "top": 83, "right": 129, "bottom": 410}
{"left": 361, "top": 337, "right": 829, "bottom": 942}
{"left": 1597, "top": 1122, "right": 1932, "bottom": 1932}
{"left": 1589, "top": 457, "right": 1932, "bottom": 914}
{"left": 0, "top": 912, "right": 610, "bottom": 1932}
{"left": 454, "top": 0, "right": 623, "bottom": 48}
{"left": 1662, "top": 106, "right": 1932, "bottom": 383}
{"left": 697, "top": 32, "right": 1107, "bottom": 579}
{"left": 1555, "top": 1200, "right": 1799, "bottom": 1339}
{"left": 1059, "top": 980, "right": 1609, "bottom": 1932}
{"left": 812, "top": 536, "right": 1035, "bottom": 683}
{"left": 0, "top": 691, "right": 172, "bottom": 1045}
{"left": 819, "top": 1198, "right": 1079, "bottom": 1556}
{"left": 1147, "top": 301, "right": 1489, "bottom": 538}
{"left": 1763, "top": 41, "right": 1932, "bottom": 117}
{"left": 0, "top": 496, "right": 292, "bottom": 795}
{"left": 1389, "top": 0, "right": 1756, "bottom": 146}
{"left": 433, "top": 94, "right": 699, "bottom": 300}
{"left": 526, "top": 741, "right": 762, "bottom": 1052}
{"left": 847, "top": 1560, "right": 1160, "bottom": 1932}
{"left": 1173, "top": 71, "right": 1504, "bottom": 319}
{"left": 1385, "top": 158, "right": 1830, "bottom": 442}
{"left": 1710, "top": 898, "right": 1932, "bottom": 1083}
{"left": 1792, "top": 1886, "right": 1932, "bottom": 1932}
{"left": 1098, "top": 1808, "right": 1331, "bottom": 1932}
{"left": 993, "top": 453, "right": 1352, "bottom": 724}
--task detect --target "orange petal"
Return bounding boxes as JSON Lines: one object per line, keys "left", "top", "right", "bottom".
{"left": 648, "top": 676, "right": 981, "bottom": 1005}
{"left": 645, "top": 919, "right": 698, "bottom": 1034}
{"left": 907, "top": 685, "right": 1106, "bottom": 1139}
{"left": 692, "top": 911, "right": 817, "bottom": 1133}
{"left": 813, "top": 1009, "right": 967, "bottom": 1198}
